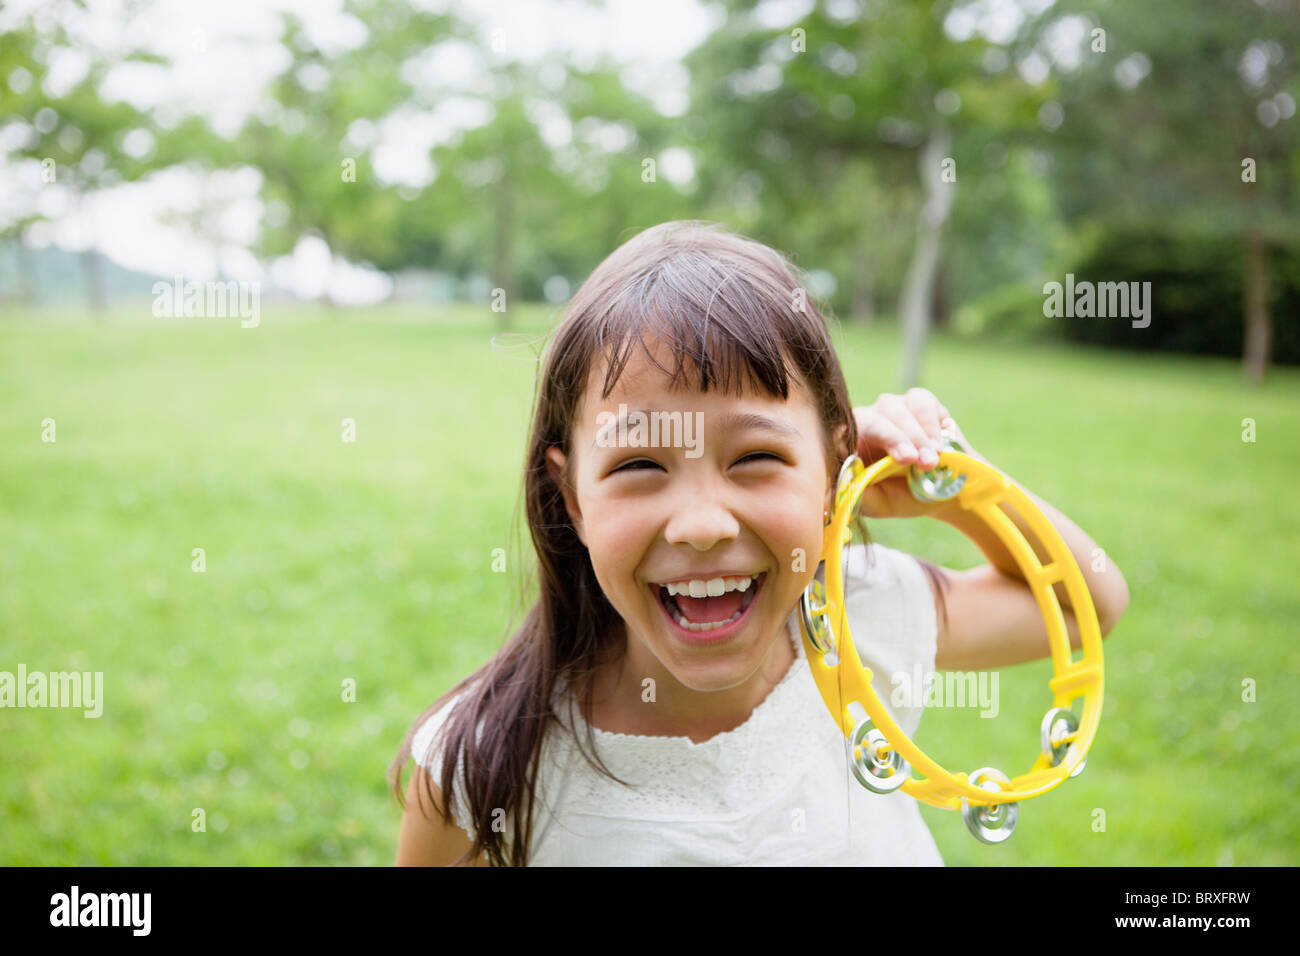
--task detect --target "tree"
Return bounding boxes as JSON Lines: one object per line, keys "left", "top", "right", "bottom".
{"left": 419, "top": 57, "right": 694, "bottom": 325}
{"left": 231, "top": 0, "right": 460, "bottom": 302}
{"left": 683, "top": 0, "right": 1047, "bottom": 387}
{"left": 0, "top": 2, "right": 163, "bottom": 312}
{"left": 1018, "top": 0, "right": 1300, "bottom": 382}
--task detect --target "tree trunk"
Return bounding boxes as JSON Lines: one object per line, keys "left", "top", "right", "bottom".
{"left": 1243, "top": 229, "right": 1271, "bottom": 383}
{"left": 315, "top": 238, "right": 337, "bottom": 309}
{"left": 897, "top": 123, "right": 954, "bottom": 389}
{"left": 851, "top": 251, "right": 875, "bottom": 324}
{"left": 75, "top": 191, "right": 108, "bottom": 316}
{"left": 493, "top": 161, "right": 515, "bottom": 330}
{"left": 930, "top": 257, "right": 951, "bottom": 329}
{"left": 15, "top": 231, "right": 35, "bottom": 304}
{"left": 318, "top": 272, "right": 336, "bottom": 309}
{"left": 81, "top": 247, "right": 107, "bottom": 315}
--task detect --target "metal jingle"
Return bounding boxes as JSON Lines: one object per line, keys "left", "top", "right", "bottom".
{"left": 908, "top": 462, "right": 966, "bottom": 502}
{"left": 907, "top": 428, "right": 968, "bottom": 503}
{"left": 960, "top": 767, "right": 1018, "bottom": 844}
{"left": 835, "top": 453, "right": 864, "bottom": 499}
{"left": 799, "top": 577, "right": 835, "bottom": 654}
{"left": 849, "top": 719, "right": 910, "bottom": 794}
{"left": 1040, "top": 707, "right": 1081, "bottom": 766}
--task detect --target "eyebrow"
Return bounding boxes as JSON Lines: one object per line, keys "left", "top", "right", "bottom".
{"left": 716, "top": 411, "right": 802, "bottom": 440}
{"left": 590, "top": 408, "right": 801, "bottom": 449}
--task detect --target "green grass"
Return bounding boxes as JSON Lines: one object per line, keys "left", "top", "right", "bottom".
{"left": 1, "top": 301, "right": 1296, "bottom": 865}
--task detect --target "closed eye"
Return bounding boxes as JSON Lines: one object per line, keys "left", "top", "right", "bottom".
{"left": 612, "top": 459, "right": 663, "bottom": 474}
{"left": 612, "top": 452, "right": 782, "bottom": 474}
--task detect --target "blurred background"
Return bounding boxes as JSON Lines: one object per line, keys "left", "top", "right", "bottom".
{"left": 1, "top": 0, "right": 1297, "bottom": 866}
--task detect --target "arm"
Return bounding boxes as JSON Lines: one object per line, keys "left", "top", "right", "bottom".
{"left": 851, "top": 391, "right": 1130, "bottom": 672}
{"left": 394, "top": 769, "right": 487, "bottom": 866}
{"left": 927, "top": 439, "right": 1130, "bottom": 670}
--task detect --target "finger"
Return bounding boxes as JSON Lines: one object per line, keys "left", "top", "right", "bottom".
{"left": 855, "top": 404, "right": 921, "bottom": 464}
{"left": 937, "top": 413, "right": 967, "bottom": 449}
{"left": 876, "top": 393, "right": 933, "bottom": 464}
{"left": 903, "top": 388, "right": 949, "bottom": 464}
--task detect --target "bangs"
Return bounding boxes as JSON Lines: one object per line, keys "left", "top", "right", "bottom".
{"left": 592, "top": 249, "right": 803, "bottom": 404}
{"left": 542, "top": 220, "right": 854, "bottom": 469}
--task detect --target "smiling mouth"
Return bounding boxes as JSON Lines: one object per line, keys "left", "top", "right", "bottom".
{"left": 652, "top": 572, "right": 766, "bottom": 633}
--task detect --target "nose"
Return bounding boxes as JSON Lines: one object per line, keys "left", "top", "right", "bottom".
{"left": 663, "top": 489, "right": 741, "bottom": 551}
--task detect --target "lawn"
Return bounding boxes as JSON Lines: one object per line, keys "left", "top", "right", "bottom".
{"left": 2, "top": 300, "right": 1296, "bottom": 865}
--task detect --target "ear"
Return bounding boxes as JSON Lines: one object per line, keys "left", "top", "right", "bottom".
{"left": 825, "top": 421, "right": 850, "bottom": 514}
{"left": 544, "top": 446, "right": 586, "bottom": 545}
{"left": 830, "top": 421, "right": 850, "bottom": 465}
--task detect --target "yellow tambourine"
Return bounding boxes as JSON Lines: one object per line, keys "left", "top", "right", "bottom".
{"left": 797, "top": 430, "right": 1104, "bottom": 843}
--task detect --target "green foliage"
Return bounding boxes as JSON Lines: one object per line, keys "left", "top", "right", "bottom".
{"left": 0, "top": 6, "right": 160, "bottom": 203}
{"left": 1024, "top": 0, "right": 1300, "bottom": 241}
{"left": 952, "top": 277, "right": 1054, "bottom": 341}
{"left": 1058, "top": 227, "right": 1300, "bottom": 363}
{"left": 232, "top": 0, "right": 460, "bottom": 269}
{"left": 682, "top": 0, "right": 1053, "bottom": 318}
{"left": 3, "top": 0, "right": 1297, "bottom": 354}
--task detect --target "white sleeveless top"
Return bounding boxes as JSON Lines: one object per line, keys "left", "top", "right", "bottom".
{"left": 411, "top": 542, "right": 944, "bottom": 866}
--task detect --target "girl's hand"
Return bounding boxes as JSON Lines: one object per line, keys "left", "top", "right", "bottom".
{"left": 851, "top": 389, "right": 978, "bottom": 519}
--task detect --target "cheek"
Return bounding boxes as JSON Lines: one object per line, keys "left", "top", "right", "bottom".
{"left": 776, "top": 516, "right": 827, "bottom": 591}
{"left": 766, "top": 480, "right": 831, "bottom": 586}
{"left": 743, "top": 483, "right": 824, "bottom": 581}
{"left": 766, "top": 510, "right": 818, "bottom": 561}
{"left": 772, "top": 472, "right": 830, "bottom": 539}
{"left": 579, "top": 496, "right": 654, "bottom": 593}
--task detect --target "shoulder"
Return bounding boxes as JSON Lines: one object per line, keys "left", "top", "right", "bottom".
{"left": 407, "top": 690, "right": 480, "bottom": 835}
{"left": 841, "top": 541, "right": 940, "bottom": 692}
{"left": 844, "top": 541, "right": 939, "bottom": 628}
{"left": 410, "top": 692, "right": 463, "bottom": 770}
{"left": 396, "top": 761, "right": 485, "bottom": 866}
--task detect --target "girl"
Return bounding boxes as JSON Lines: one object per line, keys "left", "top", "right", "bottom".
{"left": 391, "top": 220, "right": 1129, "bottom": 866}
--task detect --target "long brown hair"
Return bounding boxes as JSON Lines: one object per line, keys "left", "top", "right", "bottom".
{"left": 389, "top": 220, "right": 950, "bottom": 865}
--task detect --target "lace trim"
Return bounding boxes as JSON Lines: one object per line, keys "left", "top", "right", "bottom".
{"left": 555, "top": 612, "right": 804, "bottom": 750}
{"left": 533, "top": 543, "right": 928, "bottom": 824}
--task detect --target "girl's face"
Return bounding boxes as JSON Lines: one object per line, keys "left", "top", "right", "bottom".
{"left": 545, "top": 335, "right": 839, "bottom": 695}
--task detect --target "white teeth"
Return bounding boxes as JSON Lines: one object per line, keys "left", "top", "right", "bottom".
{"left": 664, "top": 574, "right": 758, "bottom": 598}
{"left": 657, "top": 573, "right": 763, "bottom": 631}
{"left": 668, "top": 603, "right": 744, "bottom": 632}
